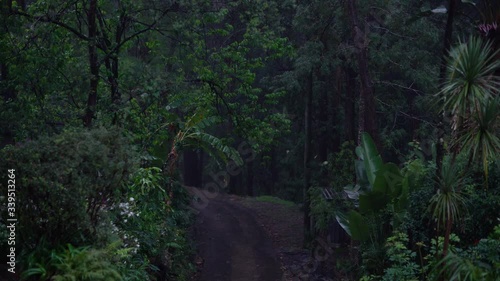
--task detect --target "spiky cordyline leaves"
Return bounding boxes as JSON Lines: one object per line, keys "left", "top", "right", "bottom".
{"left": 438, "top": 37, "right": 500, "bottom": 129}
{"left": 456, "top": 97, "right": 500, "bottom": 180}
{"left": 428, "top": 156, "right": 467, "bottom": 230}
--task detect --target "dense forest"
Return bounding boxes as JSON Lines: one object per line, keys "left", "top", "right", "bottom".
{"left": 0, "top": 0, "right": 499, "bottom": 280}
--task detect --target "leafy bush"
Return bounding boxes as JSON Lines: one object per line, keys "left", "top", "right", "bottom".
{"left": 326, "top": 141, "right": 356, "bottom": 190}
{"left": 0, "top": 127, "right": 139, "bottom": 268}
{"left": 461, "top": 185, "right": 500, "bottom": 245}
{"left": 400, "top": 161, "right": 436, "bottom": 245}
{"left": 309, "top": 187, "right": 341, "bottom": 231}
{"left": 382, "top": 232, "right": 419, "bottom": 281}
{"left": 116, "top": 167, "right": 195, "bottom": 280}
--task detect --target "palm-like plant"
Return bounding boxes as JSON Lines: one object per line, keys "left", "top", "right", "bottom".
{"left": 457, "top": 97, "right": 500, "bottom": 181}
{"left": 436, "top": 36, "right": 500, "bottom": 184}
{"left": 163, "top": 110, "right": 243, "bottom": 175}
{"left": 428, "top": 156, "right": 467, "bottom": 257}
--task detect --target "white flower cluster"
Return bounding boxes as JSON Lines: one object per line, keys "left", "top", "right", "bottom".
{"left": 118, "top": 197, "right": 140, "bottom": 223}
{"left": 123, "top": 234, "right": 141, "bottom": 254}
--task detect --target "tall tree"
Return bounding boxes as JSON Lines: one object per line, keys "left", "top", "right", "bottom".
{"left": 84, "top": 0, "right": 98, "bottom": 127}
{"left": 303, "top": 70, "right": 313, "bottom": 243}
{"left": 345, "top": 0, "right": 378, "bottom": 146}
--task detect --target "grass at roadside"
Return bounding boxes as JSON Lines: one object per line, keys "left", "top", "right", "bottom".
{"left": 253, "top": 195, "right": 296, "bottom": 208}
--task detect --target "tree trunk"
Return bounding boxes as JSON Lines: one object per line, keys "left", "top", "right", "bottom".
{"left": 304, "top": 70, "right": 313, "bottom": 244}
{"left": 344, "top": 67, "right": 357, "bottom": 144}
{"left": 436, "top": 0, "right": 458, "bottom": 179}
{"left": 318, "top": 75, "right": 329, "bottom": 163}
{"left": 97, "top": 9, "right": 122, "bottom": 125}
{"left": 183, "top": 149, "right": 201, "bottom": 187}
{"left": 110, "top": 20, "right": 124, "bottom": 125}
{"left": 442, "top": 217, "right": 453, "bottom": 257}
{"left": 346, "top": 0, "right": 378, "bottom": 147}
{"left": 247, "top": 161, "right": 254, "bottom": 196}
{"left": 1, "top": 0, "right": 14, "bottom": 101}
{"left": 439, "top": 0, "right": 458, "bottom": 83}
{"left": 0, "top": 0, "right": 15, "bottom": 147}
{"left": 83, "top": 0, "right": 99, "bottom": 128}
{"left": 440, "top": 216, "right": 453, "bottom": 281}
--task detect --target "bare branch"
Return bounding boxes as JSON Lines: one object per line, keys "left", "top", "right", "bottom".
{"left": 12, "top": 9, "right": 89, "bottom": 41}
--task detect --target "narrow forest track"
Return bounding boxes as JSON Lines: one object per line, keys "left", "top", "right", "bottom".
{"left": 192, "top": 193, "right": 284, "bottom": 281}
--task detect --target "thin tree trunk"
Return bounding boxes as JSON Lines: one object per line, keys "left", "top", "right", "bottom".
{"left": 83, "top": 0, "right": 99, "bottom": 128}
{"left": 318, "top": 75, "right": 329, "bottom": 163}
{"left": 439, "top": 0, "right": 458, "bottom": 83}
{"left": 346, "top": 0, "right": 378, "bottom": 147}
{"left": 439, "top": 216, "right": 453, "bottom": 281}
{"left": 0, "top": 0, "right": 15, "bottom": 147}
{"left": 110, "top": 21, "right": 124, "bottom": 125}
{"left": 304, "top": 70, "right": 313, "bottom": 244}
{"left": 344, "top": 67, "right": 356, "bottom": 143}
{"left": 247, "top": 161, "right": 254, "bottom": 196}
{"left": 442, "top": 217, "right": 453, "bottom": 257}
{"left": 436, "top": 0, "right": 458, "bottom": 179}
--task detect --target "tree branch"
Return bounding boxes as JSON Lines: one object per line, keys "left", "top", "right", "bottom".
{"left": 12, "top": 9, "right": 89, "bottom": 41}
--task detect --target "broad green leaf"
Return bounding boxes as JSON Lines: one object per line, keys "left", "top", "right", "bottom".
{"left": 348, "top": 210, "right": 369, "bottom": 242}
{"left": 360, "top": 133, "right": 383, "bottom": 186}
{"left": 359, "top": 191, "right": 389, "bottom": 214}
{"left": 335, "top": 211, "right": 351, "bottom": 237}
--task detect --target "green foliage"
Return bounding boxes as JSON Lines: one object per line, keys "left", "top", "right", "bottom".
{"left": 309, "top": 186, "right": 349, "bottom": 232}
{"left": 435, "top": 246, "right": 500, "bottom": 281}
{"left": 118, "top": 168, "right": 195, "bottom": 280}
{"left": 427, "top": 155, "right": 468, "bottom": 232}
{"left": 431, "top": 226, "right": 500, "bottom": 280}
{"left": 401, "top": 172, "right": 436, "bottom": 245}
{"left": 338, "top": 133, "right": 420, "bottom": 242}
{"left": 309, "top": 142, "right": 355, "bottom": 231}
{"left": 0, "top": 127, "right": 138, "bottom": 250}
{"left": 461, "top": 185, "right": 500, "bottom": 244}
{"left": 381, "top": 232, "right": 419, "bottom": 281}
{"left": 437, "top": 37, "right": 500, "bottom": 181}
{"left": 254, "top": 195, "right": 296, "bottom": 207}
{"left": 22, "top": 244, "right": 121, "bottom": 281}
{"left": 439, "top": 37, "right": 500, "bottom": 122}
{"left": 328, "top": 141, "right": 356, "bottom": 189}
{"left": 170, "top": 110, "right": 244, "bottom": 168}
{"left": 490, "top": 223, "right": 500, "bottom": 240}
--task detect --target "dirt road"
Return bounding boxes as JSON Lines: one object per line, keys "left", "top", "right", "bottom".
{"left": 193, "top": 194, "right": 283, "bottom": 281}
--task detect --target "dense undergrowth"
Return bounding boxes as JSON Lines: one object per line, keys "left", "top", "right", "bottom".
{"left": 0, "top": 127, "right": 196, "bottom": 281}
{"left": 309, "top": 134, "right": 500, "bottom": 281}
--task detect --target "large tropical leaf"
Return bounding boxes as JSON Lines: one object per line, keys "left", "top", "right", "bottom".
{"left": 185, "top": 132, "right": 244, "bottom": 166}
{"left": 359, "top": 191, "right": 389, "bottom": 214}
{"left": 348, "top": 210, "right": 369, "bottom": 242}
{"left": 359, "top": 132, "right": 383, "bottom": 186}
{"left": 335, "top": 211, "right": 351, "bottom": 237}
